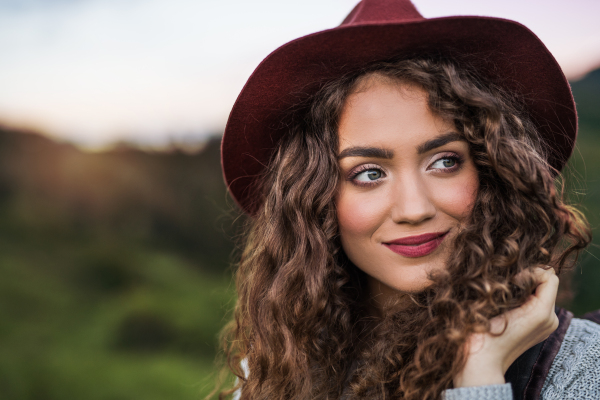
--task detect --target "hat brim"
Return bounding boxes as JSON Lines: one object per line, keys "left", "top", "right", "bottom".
{"left": 222, "top": 16, "right": 576, "bottom": 215}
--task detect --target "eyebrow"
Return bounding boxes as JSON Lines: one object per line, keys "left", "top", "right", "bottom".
{"left": 337, "top": 146, "right": 393, "bottom": 160}
{"left": 416, "top": 132, "right": 465, "bottom": 154}
{"left": 337, "top": 132, "right": 465, "bottom": 160}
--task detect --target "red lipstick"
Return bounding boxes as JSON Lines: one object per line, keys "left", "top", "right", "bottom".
{"left": 383, "top": 231, "right": 448, "bottom": 258}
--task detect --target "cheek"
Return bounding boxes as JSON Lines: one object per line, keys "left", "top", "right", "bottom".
{"left": 336, "top": 186, "right": 388, "bottom": 240}
{"left": 434, "top": 172, "right": 479, "bottom": 220}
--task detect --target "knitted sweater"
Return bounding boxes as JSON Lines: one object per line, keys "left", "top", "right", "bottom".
{"left": 443, "top": 317, "right": 600, "bottom": 399}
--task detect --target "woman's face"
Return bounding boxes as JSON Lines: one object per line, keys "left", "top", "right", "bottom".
{"left": 336, "top": 75, "right": 479, "bottom": 306}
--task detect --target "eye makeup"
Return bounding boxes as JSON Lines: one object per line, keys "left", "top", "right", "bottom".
{"left": 347, "top": 163, "right": 387, "bottom": 187}
{"left": 427, "top": 151, "right": 465, "bottom": 174}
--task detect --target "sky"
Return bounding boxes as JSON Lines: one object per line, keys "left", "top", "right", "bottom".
{"left": 0, "top": 0, "right": 599, "bottom": 148}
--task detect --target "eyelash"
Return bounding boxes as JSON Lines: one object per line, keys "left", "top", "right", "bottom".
{"left": 429, "top": 152, "right": 464, "bottom": 173}
{"left": 348, "top": 164, "right": 385, "bottom": 187}
{"left": 347, "top": 152, "right": 464, "bottom": 187}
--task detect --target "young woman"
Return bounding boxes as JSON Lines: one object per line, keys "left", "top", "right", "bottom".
{"left": 218, "top": 1, "right": 597, "bottom": 399}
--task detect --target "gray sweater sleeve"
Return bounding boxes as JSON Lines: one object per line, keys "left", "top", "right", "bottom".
{"left": 442, "top": 384, "right": 512, "bottom": 400}
{"left": 541, "top": 318, "right": 600, "bottom": 399}
{"left": 442, "top": 317, "right": 600, "bottom": 400}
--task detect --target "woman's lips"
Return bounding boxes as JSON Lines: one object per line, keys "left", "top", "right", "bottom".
{"left": 383, "top": 231, "right": 449, "bottom": 258}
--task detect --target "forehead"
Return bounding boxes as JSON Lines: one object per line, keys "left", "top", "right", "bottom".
{"left": 351, "top": 71, "right": 407, "bottom": 93}
{"left": 338, "top": 75, "right": 454, "bottom": 151}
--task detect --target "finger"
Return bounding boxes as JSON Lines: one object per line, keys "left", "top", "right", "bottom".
{"left": 525, "top": 267, "right": 559, "bottom": 330}
{"left": 531, "top": 267, "right": 559, "bottom": 304}
{"left": 504, "top": 267, "right": 558, "bottom": 322}
{"left": 530, "top": 266, "right": 556, "bottom": 281}
{"left": 513, "top": 267, "right": 557, "bottom": 301}
{"left": 514, "top": 265, "right": 555, "bottom": 285}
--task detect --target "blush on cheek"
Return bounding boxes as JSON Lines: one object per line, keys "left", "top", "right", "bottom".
{"left": 442, "top": 174, "right": 478, "bottom": 220}
{"left": 336, "top": 193, "right": 384, "bottom": 237}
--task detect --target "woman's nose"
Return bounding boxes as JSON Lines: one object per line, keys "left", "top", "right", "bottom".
{"left": 390, "top": 175, "right": 436, "bottom": 225}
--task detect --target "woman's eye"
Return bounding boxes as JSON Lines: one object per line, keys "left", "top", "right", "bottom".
{"left": 354, "top": 169, "right": 383, "bottom": 182}
{"left": 430, "top": 157, "right": 458, "bottom": 170}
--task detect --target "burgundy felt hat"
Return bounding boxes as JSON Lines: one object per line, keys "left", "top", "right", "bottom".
{"left": 222, "top": 0, "right": 577, "bottom": 215}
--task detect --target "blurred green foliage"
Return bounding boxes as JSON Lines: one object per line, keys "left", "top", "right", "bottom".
{"left": 565, "top": 68, "right": 600, "bottom": 315}
{"left": 0, "top": 133, "right": 241, "bottom": 399}
{"left": 0, "top": 68, "right": 598, "bottom": 399}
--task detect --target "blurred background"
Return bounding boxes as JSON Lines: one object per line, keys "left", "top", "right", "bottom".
{"left": 0, "top": 0, "right": 599, "bottom": 399}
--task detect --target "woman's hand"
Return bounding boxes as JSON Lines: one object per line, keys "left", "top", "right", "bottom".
{"left": 453, "top": 267, "right": 560, "bottom": 388}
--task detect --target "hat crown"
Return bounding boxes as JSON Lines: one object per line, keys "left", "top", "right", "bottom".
{"left": 341, "top": 0, "right": 423, "bottom": 26}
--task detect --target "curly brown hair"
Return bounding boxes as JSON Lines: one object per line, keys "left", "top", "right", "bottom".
{"left": 217, "top": 56, "right": 591, "bottom": 400}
